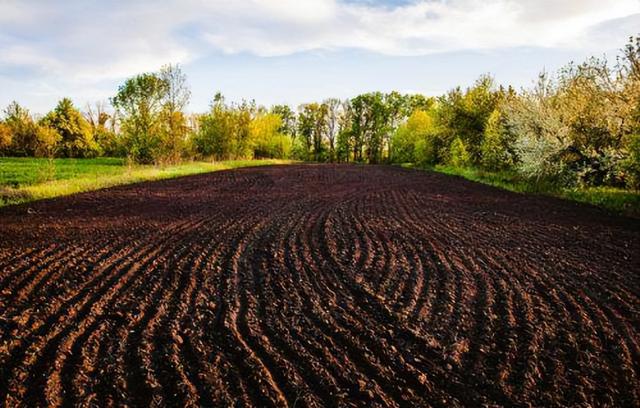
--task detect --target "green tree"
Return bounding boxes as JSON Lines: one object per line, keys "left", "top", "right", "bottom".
{"left": 324, "top": 98, "right": 342, "bottom": 162}
{"left": 436, "top": 75, "right": 501, "bottom": 164}
{"left": 195, "top": 96, "right": 234, "bottom": 159}
{"left": 250, "top": 113, "right": 292, "bottom": 159}
{"left": 336, "top": 100, "right": 353, "bottom": 163}
{"left": 194, "top": 94, "right": 253, "bottom": 160}
{"left": 297, "top": 103, "right": 327, "bottom": 161}
{"left": 112, "top": 73, "right": 169, "bottom": 163}
{"left": 33, "top": 125, "right": 62, "bottom": 158}
{"left": 391, "top": 110, "right": 437, "bottom": 164}
{"left": 158, "top": 64, "right": 191, "bottom": 163}
{"left": 3, "top": 102, "right": 38, "bottom": 156}
{"left": 41, "top": 98, "right": 97, "bottom": 157}
{"left": 350, "top": 93, "right": 389, "bottom": 163}
{"left": 271, "top": 105, "right": 297, "bottom": 139}
{"left": 0, "top": 122, "right": 13, "bottom": 155}
{"left": 481, "top": 108, "right": 515, "bottom": 170}
{"left": 448, "top": 137, "right": 471, "bottom": 167}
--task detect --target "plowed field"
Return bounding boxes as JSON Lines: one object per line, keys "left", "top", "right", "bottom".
{"left": 1, "top": 164, "right": 638, "bottom": 407}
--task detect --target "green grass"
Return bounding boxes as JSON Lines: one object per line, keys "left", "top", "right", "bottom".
{"left": 401, "top": 163, "right": 640, "bottom": 217}
{"left": 0, "top": 157, "right": 294, "bottom": 207}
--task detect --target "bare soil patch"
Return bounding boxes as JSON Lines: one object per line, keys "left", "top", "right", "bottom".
{"left": 1, "top": 164, "right": 638, "bottom": 407}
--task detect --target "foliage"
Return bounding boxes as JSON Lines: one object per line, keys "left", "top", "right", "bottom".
{"left": 436, "top": 75, "right": 503, "bottom": 164}
{"left": 33, "top": 125, "right": 62, "bottom": 158}
{"left": 250, "top": 113, "right": 292, "bottom": 159}
{"left": 85, "top": 102, "right": 120, "bottom": 156}
{"left": 481, "top": 108, "right": 515, "bottom": 170}
{"left": 349, "top": 92, "right": 389, "bottom": 163}
{"left": 505, "top": 74, "right": 571, "bottom": 183}
{"left": 0, "top": 122, "right": 12, "bottom": 154}
{"left": 448, "top": 137, "right": 471, "bottom": 168}
{"left": 324, "top": 98, "right": 342, "bottom": 162}
{"left": 41, "top": 98, "right": 98, "bottom": 158}
{"left": 193, "top": 94, "right": 258, "bottom": 160}
{"left": 297, "top": 102, "right": 329, "bottom": 161}
{"left": 158, "top": 64, "right": 192, "bottom": 163}
{"left": 622, "top": 133, "right": 640, "bottom": 190}
{"left": 112, "top": 72, "right": 169, "bottom": 163}
{"left": 391, "top": 110, "right": 437, "bottom": 164}
{"left": 271, "top": 105, "right": 297, "bottom": 138}
{"left": 3, "top": 102, "right": 39, "bottom": 156}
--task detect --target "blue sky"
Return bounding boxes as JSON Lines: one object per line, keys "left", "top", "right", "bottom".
{"left": 1, "top": 0, "right": 639, "bottom": 113}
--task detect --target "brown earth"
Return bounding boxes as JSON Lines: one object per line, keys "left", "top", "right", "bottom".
{"left": 0, "top": 164, "right": 639, "bottom": 407}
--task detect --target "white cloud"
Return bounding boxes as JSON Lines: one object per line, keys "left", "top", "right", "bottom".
{"left": 193, "top": 0, "right": 640, "bottom": 56}
{"left": 0, "top": 0, "right": 638, "bottom": 112}
{"left": 1, "top": 0, "right": 638, "bottom": 76}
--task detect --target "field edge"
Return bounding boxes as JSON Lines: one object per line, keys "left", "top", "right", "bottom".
{"left": 0, "top": 158, "right": 296, "bottom": 208}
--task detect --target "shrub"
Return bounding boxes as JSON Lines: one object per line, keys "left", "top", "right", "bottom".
{"left": 94, "top": 128, "right": 121, "bottom": 157}
{"left": 3, "top": 102, "right": 38, "bottom": 156}
{"left": 157, "top": 110, "right": 190, "bottom": 163}
{"left": 505, "top": 76, "right": 572, "bottom": 184}
{"left": 448, "top": 137, "right": 471, "bottom": 167}
{"left": 0, "top": 122, "right": 12, "bottom": 154}
{"left": 250, "top": 113, "right": 292, "bottom": 159}
{"left": 514, "top": 130, "right": 568, "bottom": 183}
{"left": 414, "top": 137, "right": 438, "bottom": 166}
{"left": 481, "top": 108, "right": 515, "bottom": 170}
{"left": 391, "top": 125, "right": 415, "bottom": 163}
{"left": 41, "top": 98, "right": 98, "bottom": 158}
{"left": 34, "top": 125, "right": 62, "bottom": 158}
{"left": 622, "top": 133, "right": 640, "bottom": 190}
{"left": 266, "top": 134, "right": 293, "bottom": 159}
{"left": 391, "top": 110, "right": 437, "bottom": 164}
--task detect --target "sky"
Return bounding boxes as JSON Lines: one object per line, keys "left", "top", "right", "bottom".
{"left": 1, "top": 0, "right": 639, "bottom": 114}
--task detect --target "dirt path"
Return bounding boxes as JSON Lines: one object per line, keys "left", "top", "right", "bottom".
{"left": 1, "top": 164, "right": 638, "bottom": 407}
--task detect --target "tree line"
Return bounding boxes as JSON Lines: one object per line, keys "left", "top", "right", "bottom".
{"left": 1, "top": 36, "right": 639, "bottom": 190}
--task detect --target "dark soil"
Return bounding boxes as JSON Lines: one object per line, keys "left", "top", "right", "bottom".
{"left": 1, "top": 164, "right": 639, "bottom": 407}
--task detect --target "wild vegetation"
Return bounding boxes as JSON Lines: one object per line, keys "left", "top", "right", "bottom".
{"left": 1, "top": 37, "right": 639, "bottom": 211}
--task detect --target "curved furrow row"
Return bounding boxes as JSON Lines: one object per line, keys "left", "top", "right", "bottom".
{"left": 0, "top": 164, "right": 637, "bottom": 406}
{"left": 30, "top": 218, "right": 210, "bottom": 407}
{"left": 310, "top": 204, "right": 471, "bottom": 405}
{"left": 3, "top": 234, "right": 131, "bottom": 316}
{"left": 296, "top": 212, "right": 425, "bottom": 406}
{"left": 509, "top": 249, "right": 639, "bottom": 405}
{"left": 284, "top": 208, "right": 403, "bottom": 405}
{"left": 0, "top": 245, "right": 63, "bottom": 294}
{"left": 238, "top": 223, "right": 332, "bottom": 406}
{"left": 211, "top": 210, "right": 291, "bottom": 406}
{"left": 109, "top": 207, "right": 266, "bottom": 407}
{"left": 0, "top": 217, "right": 207, "bottom": 406}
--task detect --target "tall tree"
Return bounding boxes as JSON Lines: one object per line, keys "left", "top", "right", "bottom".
{"left": 324, "top": 98, "right": 341, "bottom": 162}
{"left": 271, "top": 104, "right": 297, "bottom": 139}
{"left": 157, "top": 64, "right": 191, "bottom": 162}
{"left": 86, "top": 101, "right": 119, "bottom": 156}
{"left": 41, "top": 98, "right": 97, "bottom": 157}
{"left": 0, "top": 122, "right": 13, "bottom": 155}
{"left": 112, "top": 73, "right": 169, "bottom": 163}
{"left": 3, "top": 102, "right": 39, "bottom": 156}
{"left": 297, "top": 103, "right": 330, "bottom": 161}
